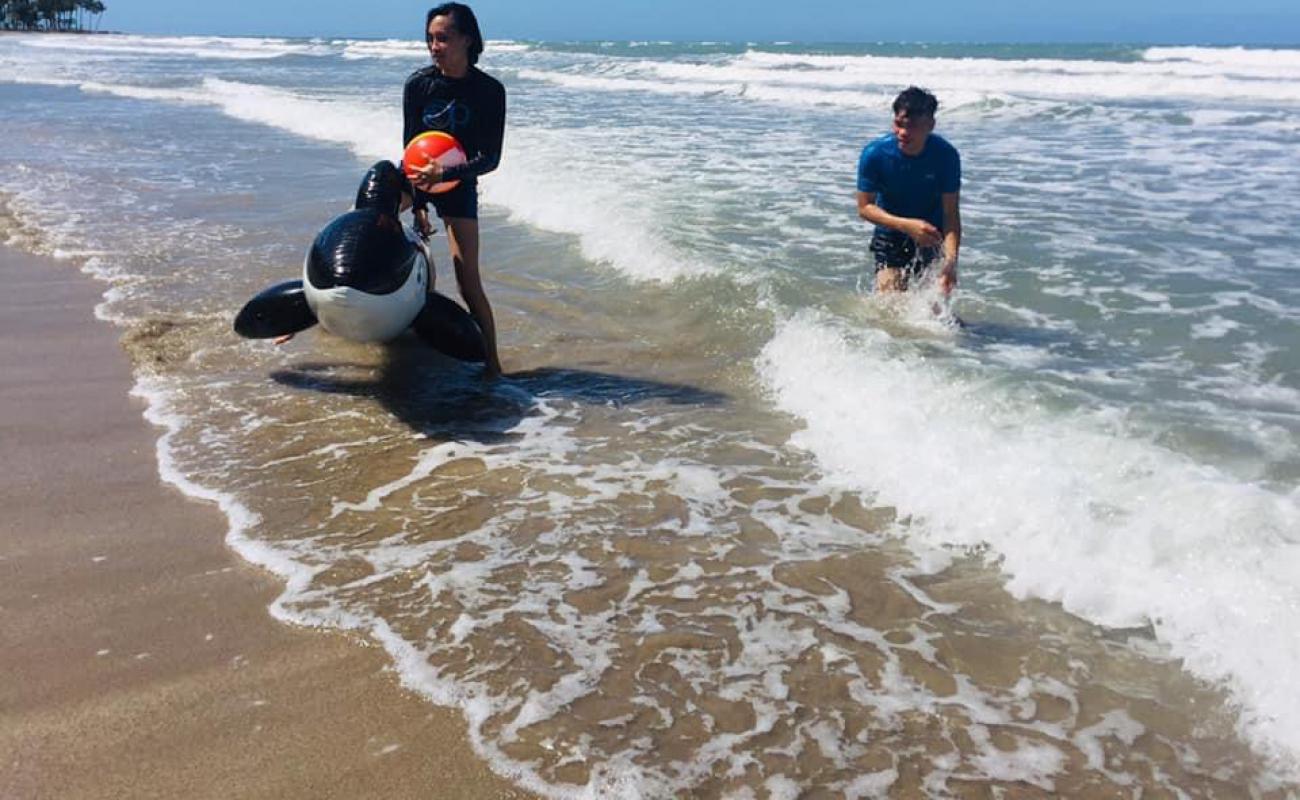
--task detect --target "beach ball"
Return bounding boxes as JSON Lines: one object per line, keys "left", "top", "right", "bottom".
{"left": 402, "top": 131, "right": 467, "bottom": 194}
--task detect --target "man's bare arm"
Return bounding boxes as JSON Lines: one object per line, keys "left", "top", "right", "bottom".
{"left": 938, "top": 191, "right": 961, "bottom": 294}
{"left": 856, "top": 191, "right": 941, "bottom": 247}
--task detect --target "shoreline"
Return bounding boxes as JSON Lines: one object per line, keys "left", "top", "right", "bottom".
{"left": 0, "top": 245, "right": 531, "bottom": 799}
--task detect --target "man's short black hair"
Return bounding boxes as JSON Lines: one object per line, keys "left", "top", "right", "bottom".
{"left": 893, "top": 86, "right": 938, "bottom": 118}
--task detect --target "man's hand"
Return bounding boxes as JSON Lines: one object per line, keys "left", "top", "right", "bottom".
{"left": 938, "top": 258, "right": 958, "bottom": 295}
{"left": 413, "top": 208, "right": 434, "bottom": 239}
{"left": 907, "top": 219, "right": 942, "bottom": 248}
{"left": 411, "top": 160, "right": 444, "bottom": 194}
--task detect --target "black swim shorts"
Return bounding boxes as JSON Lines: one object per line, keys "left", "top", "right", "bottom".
{"left": 429, "top": 179, "right": 479, "bottom": 221}
{"left": 870, "top": 229, "right": 939, "bottom": 275}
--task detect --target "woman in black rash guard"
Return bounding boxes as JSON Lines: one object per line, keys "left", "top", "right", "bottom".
{"left": 404, "top": 2, "right": 506, "bottom": 377}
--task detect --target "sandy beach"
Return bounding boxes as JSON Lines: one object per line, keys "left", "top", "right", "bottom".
{"left": 0, "top": 245, "right": 530, "bottom": 800}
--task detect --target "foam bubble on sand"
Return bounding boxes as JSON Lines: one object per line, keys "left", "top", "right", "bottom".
{"left": 131, "top": 374, "right": 321, "bottom": 626}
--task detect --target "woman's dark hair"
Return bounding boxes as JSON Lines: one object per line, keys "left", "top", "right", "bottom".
{"left": 426, "top": 3, "right": 484, "bottom": 66}
{"left": 892, "top": 86, "right": 939, "bottom": 118}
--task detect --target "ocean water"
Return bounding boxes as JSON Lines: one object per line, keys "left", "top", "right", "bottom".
{"left": 3, "top": 32, "right": 1299, "bottom": 797}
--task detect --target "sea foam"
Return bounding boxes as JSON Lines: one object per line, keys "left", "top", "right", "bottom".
{"left": 758, "top": 311, "right": 1300, "bottom": 771}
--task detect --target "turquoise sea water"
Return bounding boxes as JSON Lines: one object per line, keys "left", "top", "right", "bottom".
{"left": 2, "top": 33, "right": 1299, "bottom": 796}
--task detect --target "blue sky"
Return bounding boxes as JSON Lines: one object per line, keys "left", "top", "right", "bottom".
{"left": 104, "top": 0, "right": 1300, "bottom": 44}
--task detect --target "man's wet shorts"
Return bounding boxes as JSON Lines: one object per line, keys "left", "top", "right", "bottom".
{"left": 870, "top": 229, "right": 939, "bottom": 275}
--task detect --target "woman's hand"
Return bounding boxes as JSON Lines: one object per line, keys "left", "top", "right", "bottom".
{"left": 413, "top": 207, "right": 434, "bottom": 239}
{"left": 411, "top": 160, "right": 444, "bottom": 194}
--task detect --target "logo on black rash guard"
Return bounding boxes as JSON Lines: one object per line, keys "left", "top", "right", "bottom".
{"left": 423, "top": 100, "right": 471, "bottom": 133}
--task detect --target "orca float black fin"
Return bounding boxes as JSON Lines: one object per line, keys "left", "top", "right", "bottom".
{"left": 410, "top": 292, "right": 487, "bottom": 363}
{"left": 233, "top": 280, "right": 318, "bottom": 339}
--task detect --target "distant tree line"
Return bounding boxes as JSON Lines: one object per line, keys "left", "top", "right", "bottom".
{"left": 1, "top": 0, "right": 106, "bottom": 31}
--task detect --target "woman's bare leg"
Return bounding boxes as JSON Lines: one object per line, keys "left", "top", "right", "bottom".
{"left": 444, "top": 216, "right": 503, "bottom": 377}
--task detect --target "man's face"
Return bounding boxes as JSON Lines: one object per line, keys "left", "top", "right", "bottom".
{"left": 892, "top": 111, "right": 934, "bottom": 156}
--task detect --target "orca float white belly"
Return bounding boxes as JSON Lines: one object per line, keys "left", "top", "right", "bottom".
{"left": 304, "top": 230, "right": 428, "bottom": 343}
{"left": 233, "top": 161, "right": 486, "bottom": 363}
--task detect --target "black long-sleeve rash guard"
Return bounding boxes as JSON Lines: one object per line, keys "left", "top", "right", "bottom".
{"left": 402, "top": 65, "right": 506, "bottom": 212}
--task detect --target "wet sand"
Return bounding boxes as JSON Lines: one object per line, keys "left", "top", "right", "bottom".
{"left": 0, "top": 245, "right": 531, "bottom": 800}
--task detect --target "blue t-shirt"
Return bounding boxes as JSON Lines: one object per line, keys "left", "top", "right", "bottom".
{"left": 856, "top": 133, "right": 961, "bottom": 232}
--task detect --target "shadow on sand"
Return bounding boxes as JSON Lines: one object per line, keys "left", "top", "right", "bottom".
{"left": 270, "top": 336, "right": 728, "bottom": 445}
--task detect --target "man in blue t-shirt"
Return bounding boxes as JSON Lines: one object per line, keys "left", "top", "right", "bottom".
{"left": 856, "top": 87, "right": 962, "bottom": 294}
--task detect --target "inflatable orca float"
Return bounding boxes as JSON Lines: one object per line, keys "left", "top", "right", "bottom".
{"left": 233, "top": 161, "right": 486, "bottom": 362}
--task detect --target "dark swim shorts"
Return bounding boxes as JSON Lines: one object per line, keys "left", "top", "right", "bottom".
{"left": 429, "top": 179, "right": 478, "bottom": 220}
{"left": 870, "top": 229, "right": 939, "bottom": 276}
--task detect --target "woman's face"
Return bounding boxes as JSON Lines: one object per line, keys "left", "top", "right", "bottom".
{"left": 426, "top": 14, "right": 470, "bottom": 75}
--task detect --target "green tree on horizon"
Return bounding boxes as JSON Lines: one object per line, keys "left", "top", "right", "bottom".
{"left": 1, "top": 0, "right": 106, "bottom": 31}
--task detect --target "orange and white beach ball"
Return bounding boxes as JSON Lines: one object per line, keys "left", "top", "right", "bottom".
{"left": 401, "top": 131, "right": 467, "bottom": 194}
